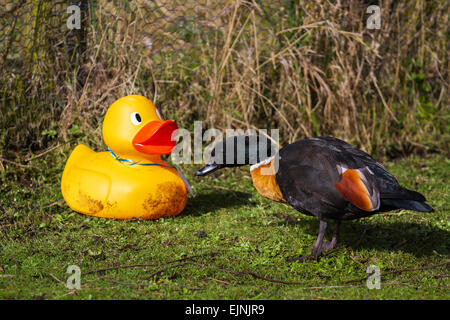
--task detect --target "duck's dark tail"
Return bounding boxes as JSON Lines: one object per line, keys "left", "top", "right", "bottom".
{"left": 381, "top": 199, "right": 434, "bottom": 212}
{"left": 380, "top": 185, "right": 433, "bottom": 213}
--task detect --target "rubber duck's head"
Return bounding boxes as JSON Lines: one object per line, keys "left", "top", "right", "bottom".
{"left": 102, "top": 95, "right": 178, "bottom": 159}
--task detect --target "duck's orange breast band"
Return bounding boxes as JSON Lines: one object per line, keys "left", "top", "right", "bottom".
{"left": 334, "top": 169, "right": 373, "bottom": 211}
{"left": 250, "top": 158, "right": 286, "bottom": 203}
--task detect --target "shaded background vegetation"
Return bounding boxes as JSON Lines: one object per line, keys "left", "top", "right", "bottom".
{"left": 0, "top": 0, "right": 448, "bottom": 161}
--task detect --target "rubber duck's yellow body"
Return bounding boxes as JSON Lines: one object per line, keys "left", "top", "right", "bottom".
{"left": 61, "top": 95, "right": 187, "bottom": 220}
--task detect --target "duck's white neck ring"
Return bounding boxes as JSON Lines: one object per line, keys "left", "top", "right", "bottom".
{"left": 250, "top": 155, "right": 276, "bottom": 172}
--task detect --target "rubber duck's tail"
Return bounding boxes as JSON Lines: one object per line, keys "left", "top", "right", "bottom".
{"left": 66, "top": 144, "right": 95, "bottom": 166}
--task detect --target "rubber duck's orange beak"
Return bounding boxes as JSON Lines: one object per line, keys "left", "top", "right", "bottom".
{"left": 132, "top": 120, "right": 178, "bottom": 155}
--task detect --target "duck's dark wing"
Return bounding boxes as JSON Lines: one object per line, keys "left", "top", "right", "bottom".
{"left": 275, "top": 162, "right": 349, "bottom": 220}
{"left": 316, "top": 137, "right": 426, "bottom": 202}
{"left": 275, "top": 136, "right": 429, "bottom": 220}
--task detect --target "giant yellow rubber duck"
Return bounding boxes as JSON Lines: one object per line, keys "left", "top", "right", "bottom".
{"left": 61, "top": 95, "right": 188, "bottom": 220}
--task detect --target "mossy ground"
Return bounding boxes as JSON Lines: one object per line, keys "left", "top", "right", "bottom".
{"left": 0, "top": 148, "right": 448, "bottom": 300}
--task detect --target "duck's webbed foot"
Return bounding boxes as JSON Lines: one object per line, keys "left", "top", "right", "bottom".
{"left": 321, "top": 220, "right": 340, "bottom": 251}
{"left": 286, "top": 220, "right": 329, "bottom": 263}
{"left": 286, "top": 220, "right": 341, "bottom": 263}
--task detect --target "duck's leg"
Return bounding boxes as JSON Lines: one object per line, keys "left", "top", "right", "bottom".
{"left": 286, "top": 219, "right": 328, "bottom": 262}
{"left": 321, "top": 220, "right": 341, "bottom": 251}
{"left": 310, "top": 220, "right": 328, "bottom": 257}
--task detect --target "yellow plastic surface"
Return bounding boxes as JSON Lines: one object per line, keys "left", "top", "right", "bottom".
{"left": 61, "top": 95, "right": 187, "bottom": 220}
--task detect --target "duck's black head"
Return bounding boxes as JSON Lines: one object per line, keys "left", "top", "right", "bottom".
{"left": 195, "top": 135, "right": 276, "bottom": 176}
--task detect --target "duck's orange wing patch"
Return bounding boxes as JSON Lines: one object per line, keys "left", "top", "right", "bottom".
{"left": 334, "top": 169, "right": 375, "bottom": 211}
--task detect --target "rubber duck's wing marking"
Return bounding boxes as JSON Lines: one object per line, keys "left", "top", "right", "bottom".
{"left": 63, "top": 167, "right": 112, "bottom": 215}
{"left": 334, "top": 167, "right": 380, "bottom": 212}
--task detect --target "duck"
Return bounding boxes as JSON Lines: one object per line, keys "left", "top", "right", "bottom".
{"left": 61, "top": 95, "right": 188, "bottom": 220}
{"left": 195, "top": 135, "right": 433, "bottom": 261}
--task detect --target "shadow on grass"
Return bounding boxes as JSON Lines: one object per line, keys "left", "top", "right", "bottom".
{"left": 274, "top": 213, "right": 450, "bottom": 258}
{"left": 182, "top": 190, "right": 253, "bottom": 217}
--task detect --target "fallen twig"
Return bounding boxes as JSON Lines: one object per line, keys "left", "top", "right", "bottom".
{"left": 24, "top": 143, "right": 63, "bottom": 162}
{"left": 85, "top": 251, "right": 221, "bottom": 275}
{"left": 392, "top": 239, "right": 407, "bottom": 249}
{"left": 42, "top": 200, "right": 65, "bottom": 208}
{"left": 85, "top": 252, "right": 449, "bottom": 290}
{"left": 84, "top": 263, "right": 158, "bottom": 275}
{"left": 0, "top": 223, "right": 15, "bottom": 228}
{"left": 344, "top": 261, "right": 450, "bottom": 284}
{"left": 142, "top": 261, "right": 421, "bottom": 289}
{"left": 153, "top": 261, "right": 310, "bottom": 285}
{"left": 349, "top": 254, "right": 367, "bottom": 270}
{"left": 208, "top": 277, "right": 233, "bottom": 286}
{"left": 294, "top": 281, "right": 413, "bottom": 290}
{"left": 354, "top": 225, "right": 376, "bottom": 247}
{"left": 0, "top": 157, "right": 30, "bottom": 168}
{"left": 49, "top": 273, "right": 64, "bottom": 284}
{"left": 145, "top": 262, "right": 189, "bottom": 280}
{"left": 430, "top": 274, "right": 450, "bottom": 278}
{"left": 106, "top": 278, "right": 144, "bottom": 288}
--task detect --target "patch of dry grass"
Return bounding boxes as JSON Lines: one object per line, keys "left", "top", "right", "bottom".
{"left": 0, "top": 0, "right": 448, "bottom": 158}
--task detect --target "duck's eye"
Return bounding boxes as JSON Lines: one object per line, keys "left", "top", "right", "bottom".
{"left": 155, "top": 108, "right": 163, "bottom": 120}
{"left": 131, "top": 112, "right": 142, "bottom": 125}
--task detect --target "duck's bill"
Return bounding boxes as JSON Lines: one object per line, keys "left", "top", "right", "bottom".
{"left": 132, "top": 120, "right": 178, "bottom": 155}
{"left": 194, "top": 164, "right": 220, "bottom": 176}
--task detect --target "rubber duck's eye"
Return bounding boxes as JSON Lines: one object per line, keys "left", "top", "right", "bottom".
{"left": 155, "top": 108, "right": 163, "bottom": 120}
{"left": 131, "top": 112, "right": 142, "bottom": 125}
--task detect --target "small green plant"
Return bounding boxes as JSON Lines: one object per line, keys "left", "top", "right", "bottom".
{"left": 68, "top": 124, "right": 81, "bottom": 136}
{"left": 41, "top": 122, "right": 59, "bottom": 139}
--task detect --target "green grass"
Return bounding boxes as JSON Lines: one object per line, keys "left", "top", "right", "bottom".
{"left": 0, "top": 148, "right": 448, "bottom": 300}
